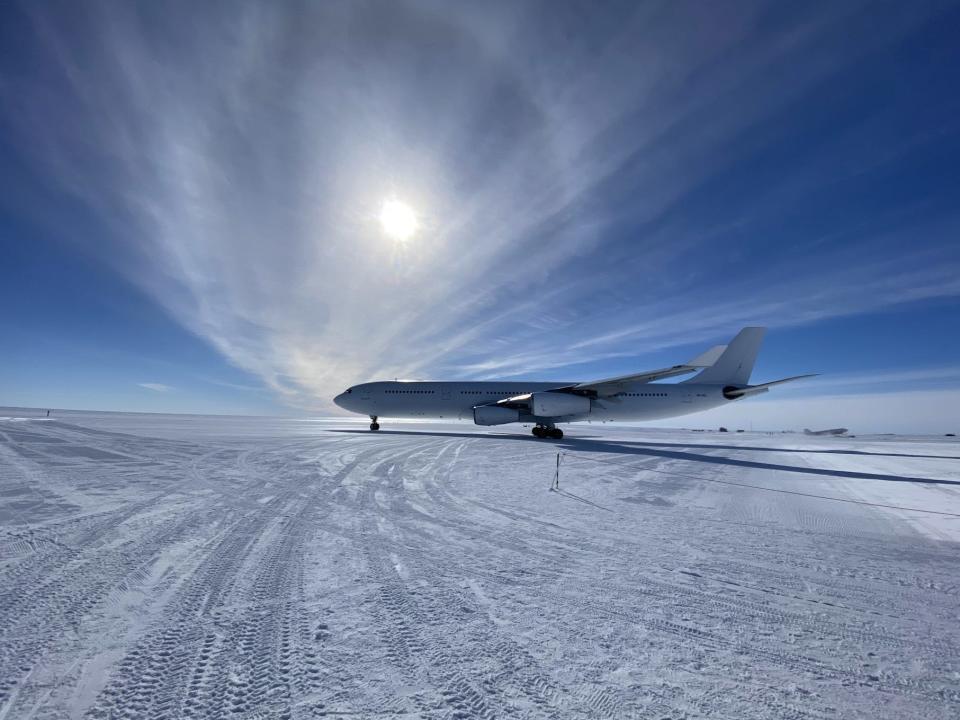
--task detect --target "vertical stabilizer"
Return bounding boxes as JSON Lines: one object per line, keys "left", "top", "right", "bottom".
{"left": 688, "top": 327, "right": 766, "bottom": 385}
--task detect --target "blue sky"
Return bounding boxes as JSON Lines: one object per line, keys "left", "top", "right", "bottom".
{"left": 1, "top": 1, "right": 959, "bottom": 430}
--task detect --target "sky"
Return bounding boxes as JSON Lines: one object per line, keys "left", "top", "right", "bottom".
{"left": 1, "top": 0, "right": 959, "bottom": 432}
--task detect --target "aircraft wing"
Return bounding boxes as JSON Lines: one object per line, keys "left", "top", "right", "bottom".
{"left": 553, "top": 345, "right": 727, "bottom": 398}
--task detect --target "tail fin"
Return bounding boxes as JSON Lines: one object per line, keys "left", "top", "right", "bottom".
{"left": 686, "top": 344, "right": 727, "bottom": 368}
{"left": 687, "top": 327, "right": 766, "bottom": 385}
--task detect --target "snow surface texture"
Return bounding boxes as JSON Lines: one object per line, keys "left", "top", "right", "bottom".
{"left": 1, "top": 408, "right": 959, "bottom": 719}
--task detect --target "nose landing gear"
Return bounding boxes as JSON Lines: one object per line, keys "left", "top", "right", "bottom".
{"left": 532, "top": 425, "right": 563, "bottom": 440}
{"left": 369, "top": 416, "right": 380, "bottom": 431}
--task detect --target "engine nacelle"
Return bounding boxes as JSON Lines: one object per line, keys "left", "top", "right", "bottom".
{"left": 473, "top": 405, "right": 520, "bottom": 426}
{"left": 530, "top": 392, "right": 590, "bottom": 417}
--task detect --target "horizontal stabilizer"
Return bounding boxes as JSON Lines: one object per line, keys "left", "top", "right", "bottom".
{"left": 724, "top": 374, "right": 818, "bottom": 399}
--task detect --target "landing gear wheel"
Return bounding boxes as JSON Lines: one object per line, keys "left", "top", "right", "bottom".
{"left": 549, "top": 428, "right": 563, "bottom": 440}
{"left": 532, "top": 426, "right": 545, "bottom": 438}
{"left": 369, "top": 417, "right": 380, "bottom": 431}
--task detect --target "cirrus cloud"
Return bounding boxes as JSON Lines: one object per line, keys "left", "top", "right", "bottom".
{"left": 3, "top": 1, "right": 957, "bottom": 410}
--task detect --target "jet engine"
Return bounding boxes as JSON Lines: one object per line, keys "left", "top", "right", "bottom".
{"left": 530, "top": 392, "right": 590, "bottom": 417}
{"left": 473, "top": 406, "right": 520, "bottom": 426}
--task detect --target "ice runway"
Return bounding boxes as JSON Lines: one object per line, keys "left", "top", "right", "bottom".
{"left": 2, "top": 410, "right": 959, "bottom": 719}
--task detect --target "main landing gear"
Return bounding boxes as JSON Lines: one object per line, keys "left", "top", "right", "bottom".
{"left": 532, "top": 425, "right": 563, "bottom": 440}
{"left": 369, "top": 416, "right": 380, "bottom": 431}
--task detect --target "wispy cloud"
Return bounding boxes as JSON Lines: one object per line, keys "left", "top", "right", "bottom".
{"left": 138, "top": 382, "right": 173, "bottom": 393}
{"left": 782, "top": 366, "right": 960, "bottom": 394}
{"left": 458, "top": 249, "right": 960, "bottom": 379}
{"left": 4, "top": 2, "right": 957, "bottom": 408}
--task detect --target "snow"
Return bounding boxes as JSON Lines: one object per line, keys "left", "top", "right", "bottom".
{"left": 1, "top": 408, "right": 959, "bottom": 719}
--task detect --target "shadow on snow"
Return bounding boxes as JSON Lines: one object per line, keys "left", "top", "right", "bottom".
{"left": 328, "top": 429, "right": 960, "bottom": 487}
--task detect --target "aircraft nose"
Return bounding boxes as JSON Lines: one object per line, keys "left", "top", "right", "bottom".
{"left": 334, "top": 387, "right": 363, "bottom": 413}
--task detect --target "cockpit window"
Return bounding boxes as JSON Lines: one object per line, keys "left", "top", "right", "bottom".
{"left": 346, "top": 388, "right": 352, "bottom": 394}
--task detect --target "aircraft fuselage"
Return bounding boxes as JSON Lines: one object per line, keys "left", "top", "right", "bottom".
{"left": 333, "top": 380, "right": 731, "bottom": 424}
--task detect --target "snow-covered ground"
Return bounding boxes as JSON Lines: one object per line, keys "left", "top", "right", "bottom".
{"left": 2, "top": 408, "right": 959, "bottom": 719}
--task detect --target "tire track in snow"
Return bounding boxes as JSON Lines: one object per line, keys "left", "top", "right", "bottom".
{"left": 333, "top": 439, "right": 571, "bottom": 718}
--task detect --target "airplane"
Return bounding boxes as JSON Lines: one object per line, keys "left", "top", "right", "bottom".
{"left": 333, "top": 327, "right": 814, "bottom": 439}
{"left": 804, "top": 427, "right": 849, "bottom": 436}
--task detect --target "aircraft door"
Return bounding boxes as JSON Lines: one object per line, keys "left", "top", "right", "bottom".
{"left": 439, "top": 385, "right": 452, "bottom": 419}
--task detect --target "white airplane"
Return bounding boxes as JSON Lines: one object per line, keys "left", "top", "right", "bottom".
{"left": 333, "top": 327, "right": 813, "bottom": 439}
{"left": 804, "top": 427, "right": 849, "bottom": 436}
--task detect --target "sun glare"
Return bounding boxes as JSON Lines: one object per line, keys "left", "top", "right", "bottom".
{"left": 379, "top": 199, "right": 418, "bottom": 241}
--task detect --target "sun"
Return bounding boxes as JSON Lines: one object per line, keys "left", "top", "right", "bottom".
{"left": 379, "top": 199, "right": 418, "bottom": 242}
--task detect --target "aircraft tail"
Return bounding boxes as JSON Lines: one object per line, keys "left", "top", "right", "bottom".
{"left": 686, "top": 327, "right": 766, "bottom": 385}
